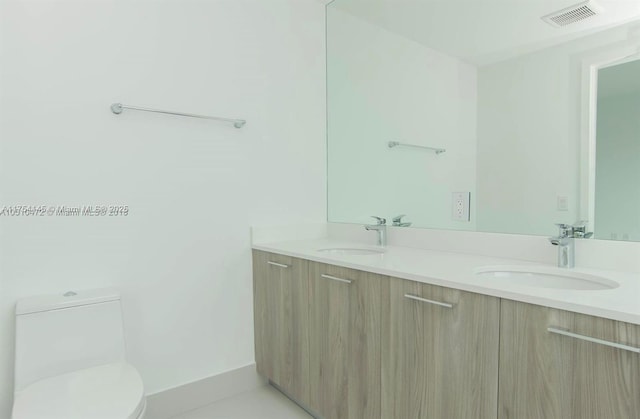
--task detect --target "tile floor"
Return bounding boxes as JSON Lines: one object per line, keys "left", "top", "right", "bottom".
{"left": 172, "top": 385, "right": 312, "bottom": 419}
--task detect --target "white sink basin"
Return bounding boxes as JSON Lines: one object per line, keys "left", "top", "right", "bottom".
{"left": 475, "top": 266, "right": 619, "bottom": 290}
{"left": 317, "top": 247, "right": 386, "bottom": 256}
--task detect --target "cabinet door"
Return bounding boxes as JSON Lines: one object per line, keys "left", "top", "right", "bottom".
{"left": 381, "top": 277, "right": 500, "bottom": 419}
{"left": 252, "top": 250, "right": 310, "bottom": 405}
{"left": 499, "top": 300, "right": 640, "bottom": 419}
{"left": 308, "top": 262, "right": 383, "bottom": 419}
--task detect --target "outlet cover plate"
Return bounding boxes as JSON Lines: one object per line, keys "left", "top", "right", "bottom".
{"left": 557, "top": 195, "right": 569, "bottom": 211}
{"left": 452, "top": 192, "right": 470, "bottom": 221}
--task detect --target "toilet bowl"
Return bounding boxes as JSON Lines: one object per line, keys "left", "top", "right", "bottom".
{"left": 11, "top": 288, "right": 146, "bottom": 419}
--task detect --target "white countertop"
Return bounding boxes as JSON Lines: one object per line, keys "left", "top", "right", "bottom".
{"left": 253, "top": 238, "right": 640, "bottom": 325}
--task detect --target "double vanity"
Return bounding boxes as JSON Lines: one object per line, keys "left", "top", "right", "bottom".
{"left": 301, "top": 0, "right": 640, "bottom": 416}
{"left": 252, "top": 236, "right": 640, "bottom": 419}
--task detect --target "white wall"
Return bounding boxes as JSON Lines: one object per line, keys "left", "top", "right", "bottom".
{"left": 327, "top": 8, "right": 477, "bottom": 230}
{"left": 476, "top": 23, "right": 637, "bottom": 237}
{"left": 0, "top": 0, "right": 326, "bottom": 415}
{"left": 476, "top": 49, "right": 580, "bottom": 236}
{"left": 595, "top": 84, "right": 640, "bottom": 241}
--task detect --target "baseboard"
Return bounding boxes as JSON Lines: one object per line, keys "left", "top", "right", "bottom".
{"left": 144, "top": 364, "right": 267, "bottom": 419}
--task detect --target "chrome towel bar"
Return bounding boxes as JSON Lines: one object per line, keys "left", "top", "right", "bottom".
{"left": 388, "top": 141, "right": 445, "bottom": 155}
{"left": 111, "top": 103, "right": 246, "bottom": 128}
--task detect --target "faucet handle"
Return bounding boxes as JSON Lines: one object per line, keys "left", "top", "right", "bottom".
{"left": 392, "top": 214, "right": 406, "bottom": 224}
{"left": 392, "top": 214, "right": 412, "bottom": 227}
{"left": 572, "top": 221, "right": 593, "bottom": 238}
{"left": 554, "top": 223, "right": 573, "bottom": 237}
{"left": 370, "top": 216, "right": 386, "bottom": 225}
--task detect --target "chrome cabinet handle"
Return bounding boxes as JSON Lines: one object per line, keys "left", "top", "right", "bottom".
{"left": 267, "top": 261, "right": 289, "bottom": 269}
{"left": 404, "top": 294, "right": 453, "bottom": 309}
{"left": 548, "top": 327, "right": 640, "bottom": 353}
{"left": 320, "top": 274, "right": 352, "bottom": 284}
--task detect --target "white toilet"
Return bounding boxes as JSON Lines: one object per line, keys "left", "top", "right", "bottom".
{"left": 12, "top": 288, "right": 146, "bottom": 419}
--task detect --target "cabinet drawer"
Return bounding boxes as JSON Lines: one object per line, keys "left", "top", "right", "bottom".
{"left": 252, "top": 250, "right": 310, "bottom": 405}
{"left": 308, "top": 262, "right": 384, "bottom": 419}
{"left": 499, "top": 300, "right": 640, "bottom": 419}
{"left": 382, "top": 277, "right": 500, "bottom": 419}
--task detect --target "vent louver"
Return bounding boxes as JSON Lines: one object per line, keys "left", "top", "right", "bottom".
{"left": 542, "top": 1, "right": 600, "bottom": 27}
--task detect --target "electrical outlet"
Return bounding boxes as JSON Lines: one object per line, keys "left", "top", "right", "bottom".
{"left": 452, "top": 192, "right": 470, "bottom": 221}
{"left": 557, "top": 195, "right": 569, "bottom": 211}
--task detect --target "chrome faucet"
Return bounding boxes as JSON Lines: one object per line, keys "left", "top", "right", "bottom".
{"left": 365, "top": 216, "right": 387, "bottom": 247}
{"left": 548, "top": 222, "right": 593, "bottom": 268}
{"left": 392, "top": 214, "right": 412, "bottom": 227}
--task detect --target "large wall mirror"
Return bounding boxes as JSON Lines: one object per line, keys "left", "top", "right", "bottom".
{"left": 327, "top": 0, "right": 640, "bottom": 241}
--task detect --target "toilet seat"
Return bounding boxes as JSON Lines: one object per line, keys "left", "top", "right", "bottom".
{"left": 12, "top": 362, "right": 145, "bottom": 419}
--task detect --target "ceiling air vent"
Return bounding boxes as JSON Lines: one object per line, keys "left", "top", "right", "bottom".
{"left": 542, "top": 0, "right": 600, "bottom": 28}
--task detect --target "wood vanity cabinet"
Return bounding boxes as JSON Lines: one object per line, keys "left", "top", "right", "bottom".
{"left": 381, "top": 277, "right": 501, "bottom": 419}
{"left": 253, "top": 251, "right": 640, "bottom": 419}
{"left": 499, "top": 300, "right": 640, "bottom": 419}
{"left": 307, "top": 262, "right": 384, "bottom": 419}
{"left": 252, "top": 250, "right": 311, "bottom": 406}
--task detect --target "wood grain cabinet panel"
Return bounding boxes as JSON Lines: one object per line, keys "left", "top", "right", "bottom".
{"left": 308, "top": 262, "right": 384, "bottom": 419}
{"left": 252, "top": 250, "right": 310, "bottom": 406}
{"left": 381, "top": 277, "right": 500, "bottom": 419}
{"left": 499, "top": 300, "right": 640, "bottom": 419}
{"left": 253, "top": 252, "right": 640, "bottom": 419}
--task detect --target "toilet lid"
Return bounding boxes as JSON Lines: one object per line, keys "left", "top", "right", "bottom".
{"left": 12, "top": 362, "right": 145, "bottom": 419}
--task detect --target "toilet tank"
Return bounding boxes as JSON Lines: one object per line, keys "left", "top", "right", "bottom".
{"left": 14, "top": 288, "right": 127, "bottom": 392}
